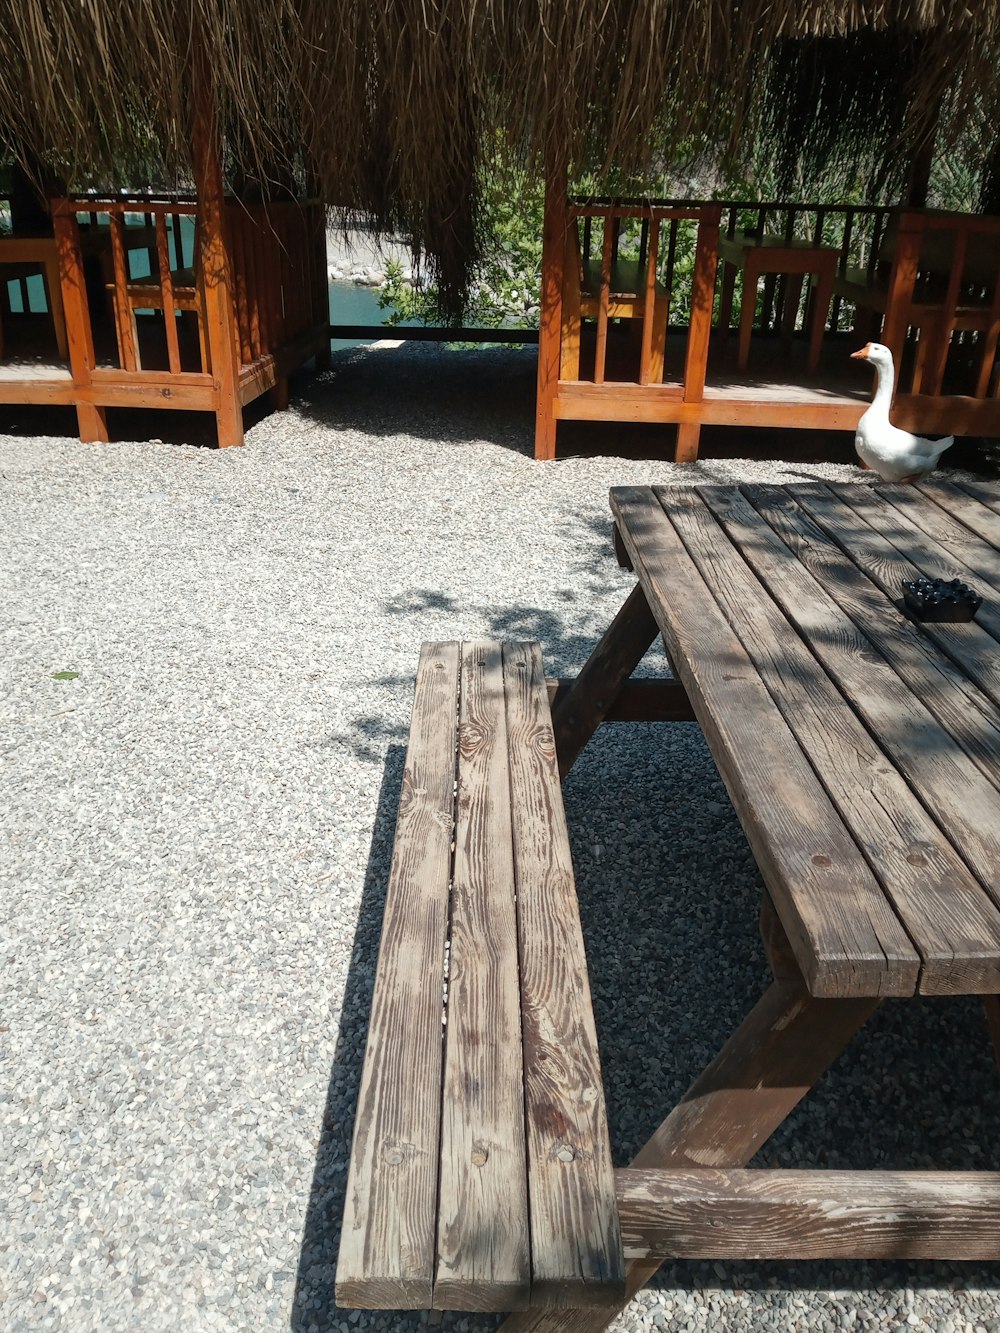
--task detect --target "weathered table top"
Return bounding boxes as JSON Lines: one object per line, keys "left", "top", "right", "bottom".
{"left": 611, "top": 480, "right": 1000, "bottom": 1001}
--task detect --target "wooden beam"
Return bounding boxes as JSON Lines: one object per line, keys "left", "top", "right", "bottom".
{"left": 191, "top": 50, "right": 243, "bottom": 447}
{"left": 617, "top": 1167, "right": 1000, "bottom": 1261}
{"left": 546, "top": 678, "right": 694, "bottom": 724}
{"left": 535, "top": 156, "right": 568, "bottom": 460}
{"left": 550, "top": 583, "right": 660, "bottom": 777}
{"left": 500, "top": 982, "right": 880, "bottom": 1333}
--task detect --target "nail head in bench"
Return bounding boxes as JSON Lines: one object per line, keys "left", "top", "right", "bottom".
{"left": 336, "top": 640, "right": 624, "bottom": 1311}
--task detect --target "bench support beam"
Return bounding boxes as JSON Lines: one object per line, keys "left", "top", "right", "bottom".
{"left": 546, "top": 678, "right": 694, "bottom": 725}
{"left": 501, "top": 974, "right": 880, "bottom": 1333}
{"left": 617, "top": 1168, "right": 1000, "bottom": 1261}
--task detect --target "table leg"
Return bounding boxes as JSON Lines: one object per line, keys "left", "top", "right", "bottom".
{"left": 808, "top": 266, "right": 836, "bottom": 374}
{"left": 737, "top": 256, "right": 760, "bottom": 372}
{"left": 780, "top": 273, "right": 804, "bottom": 354}
{"left": 501, "top": 976, "right": 880, "bottom": 1333}
{"left": 718, "top": 259, "right": 736, "bottom": 344}
{"left": 44, "top": 257, "right": 69, "bottom": 361}
{"left": 551, "top": 582, "right": 660, "bottom": 778}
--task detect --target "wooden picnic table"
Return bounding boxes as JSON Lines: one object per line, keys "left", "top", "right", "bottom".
{"left": 503, "top": 478, "right": 1000, "bottom": 1333}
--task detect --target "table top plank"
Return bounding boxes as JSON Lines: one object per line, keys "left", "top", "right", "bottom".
{"left": 952, "top": 477, "right": 1000, "bottom": 519}
{"left": 851, "top": 483, "right": 1000, "bottom": 652}
{"left": 741, "top": 485, "right": 1000, "bottom": 923}
{"left": 436, "top": 641, "right": 530, "bottom": 1309}
{"left": 827, "top": 483, "right": 1000, "bottom": 704}
{"left": 691, "top": 485, "right": 1000, "bottom": 996}
{"left": 916, "top": 479, "right": 1000, "bottom": 549}
{"left": 503, "top": 642, "right": 625, "bottom": 1306}
{"left": 611, "top": 486, "right": 919, "bottom": 998}
{"left": 779, "top": 484, "right": 1000, "bottom": 791}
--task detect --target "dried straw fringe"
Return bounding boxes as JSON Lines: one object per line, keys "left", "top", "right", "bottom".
{"left": 0, "top": 0, "right": 998, "bottom": 313}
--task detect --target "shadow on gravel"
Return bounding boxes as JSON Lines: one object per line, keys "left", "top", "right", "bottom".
{"left": 294, "top": 574, "right": 1000, "bottom": 1333}
{"left": 286, "top": 344, "right": 1000, "bottom": 475}
{"left": 291, "top": 743, "right": 411, "bottom": 1333}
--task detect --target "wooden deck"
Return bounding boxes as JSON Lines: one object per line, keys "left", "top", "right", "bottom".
{"left": 537, "top": 194, "right": 1000, "bottom": 462}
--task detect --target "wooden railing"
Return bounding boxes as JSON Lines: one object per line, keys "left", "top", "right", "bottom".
{"left": 565, "top": 200, "right": 721, "bottom": 392}
{"left": 573, "top": 197, "right": 896, "bottom": 340}
{"left": 52, "top": 193, "right": 326, "bottom": 377}
{"left": 226, "top": 199, "right": 327, "bottom": 371}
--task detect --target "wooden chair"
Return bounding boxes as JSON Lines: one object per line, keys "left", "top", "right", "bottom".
{"left": 837, "top": 211, "right": 1000, "bottom": 397}
{"left": 106, "top": 214, "right": 208, "bottom": 374}
{"left": 561, "top": 216, "right": 670, "bottom": 383}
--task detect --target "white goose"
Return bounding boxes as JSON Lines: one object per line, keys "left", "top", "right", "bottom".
{"left": 850, "top": 341, "right": 953, "bottom": 482}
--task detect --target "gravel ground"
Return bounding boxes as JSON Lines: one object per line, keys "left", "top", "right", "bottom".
{"left": 2, "top": 343, "right": 999, "bottom": 1333}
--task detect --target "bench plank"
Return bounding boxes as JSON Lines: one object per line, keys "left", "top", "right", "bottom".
{"left": 336, "top": 642, "right": 460, "bottom": 1309}
{"left": 435, "top": 641, "right": 531, "bottom": 1309}
{"left": 505, "top": 642, "right": 625, "bottom": 1306}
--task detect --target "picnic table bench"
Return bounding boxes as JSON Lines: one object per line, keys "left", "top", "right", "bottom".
{"left": 338, "top": 481, "right": 1000, "bottom": 1328}
{"left": 336, "top": 640, "right": 625, "bottom": 1311}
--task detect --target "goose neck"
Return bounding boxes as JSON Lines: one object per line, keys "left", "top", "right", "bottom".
{"left": 869, "top": 355, "right": 894, "bottom": 416}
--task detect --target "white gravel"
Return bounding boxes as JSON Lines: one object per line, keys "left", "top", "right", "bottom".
{"left": 2, "top": 343, "right": 999, "bottom": 1333}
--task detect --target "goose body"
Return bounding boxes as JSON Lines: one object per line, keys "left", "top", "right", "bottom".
{"left": 851, "top": 341, "right": 953, "bottom": 482}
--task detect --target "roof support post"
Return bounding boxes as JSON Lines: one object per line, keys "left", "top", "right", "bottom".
{"left": 535, "top": 154, "right": 568, "bottom": 461}
{"left": 191, "top": 48, "right": 244, "bottom": 447}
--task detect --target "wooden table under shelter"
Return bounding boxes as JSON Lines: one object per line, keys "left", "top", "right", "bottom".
{"left": 338, "top": 479, "right": 1000, "bottom": 1329}
{"left": 717, "top": 233, "right": 841, "bottom": 374}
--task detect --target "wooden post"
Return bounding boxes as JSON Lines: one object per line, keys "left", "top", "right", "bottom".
{"left": 676, "top": 204, "right": 720, "bottom": 464}
{"left": 191, "top": 61, "right": 244, "bottom": 448}
{"left": 535, "top": 156, "right": 568, "bottom": 460}
{"left": 52, "top": 205, "right": 108, "bottom": 442}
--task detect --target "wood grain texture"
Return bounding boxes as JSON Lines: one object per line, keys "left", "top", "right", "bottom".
{"left": 336, "top": 643, "right": 460, "bottom": 1310}
{"left": 611, "top": 486, "right": 918, "bottom": 998}
{"left": 546, "top": 678, "right": 695, "bottom": 724}
{"left": 847, "top": 482, "right": 1000, "bottom": 659}
{"left": 759, "top": 485, "right": 1000, "bottom": 925}
{"left": 916, "top": 479, "right": 1000, "bottom": 548}
{"left": 698, "top": 485, "right": 1000, "bottom": 996}
{"left": 617, "top": 1168, "right": 1000, "bottom": 1260}
{"left": 500, "top": 982, "right": 879, "bottom": 1333}
{"left": 817, "top": 483, "right": 1000, "bottom": 713}
{"left": 550, "top": 582, "right": 660, "bottom": 778}
{"left": 505, "top": 643, "right": 625, "bottom": 1307}
{"left": 435, "top": 641, "right": 530, "bottom": 1310}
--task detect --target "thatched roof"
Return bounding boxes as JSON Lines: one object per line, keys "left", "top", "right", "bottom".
{"left": 3, "top": 2, "right": 1000, "bottom": 312}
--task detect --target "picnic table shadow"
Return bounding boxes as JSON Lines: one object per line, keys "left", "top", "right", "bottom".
{"left": 293, "top": 689, "right": 1000, "bottom": 1329}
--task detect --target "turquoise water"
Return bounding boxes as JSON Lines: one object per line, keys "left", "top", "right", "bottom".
{"left": 5, "top": 217, "right": 403, "bottom": 349}
{"left": 328, "top": 279, "right": 420, "bottom": 347}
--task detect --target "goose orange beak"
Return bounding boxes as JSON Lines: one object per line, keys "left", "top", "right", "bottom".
{"left": 850, "top": 343, "right": 872, "bottom": 359}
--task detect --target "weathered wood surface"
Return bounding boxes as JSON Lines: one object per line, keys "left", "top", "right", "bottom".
{"left": 617, "top": 1168, "right": 1000, "bottom": 1261}
{"left": 505, "top": 642, "right": 624, "bottom": 1306}
{"left": 436, "top": 641, "right": 530, "bottom": 1310}
{"left": 500, "top": 977, "right": 880, "bottom": 1333}
{"left": 610, "top": 482, "right": 1000, "bottom": 999}
{"left": 550, "top": 582, "right": 661, "bottom": 778}
{"left": 336, "top": 643, "right": 460, "bottom": 1310}
{"left": 611, "top": 486, "right": 918, "bottom": 998}
{"left": 546, "top": 678, "right": 695, "bottom": 725}
{"left": 339, "top": 640, "right": 622, "bottom": 1311}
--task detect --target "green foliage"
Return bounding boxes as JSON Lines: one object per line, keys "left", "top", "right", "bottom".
{"left": 379, "top": 168, "right": 544, "bottom": 328}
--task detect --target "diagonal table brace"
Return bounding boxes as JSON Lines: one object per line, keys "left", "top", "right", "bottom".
{"left": 552, "top": 582, "right": 694, "bottom": 778}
